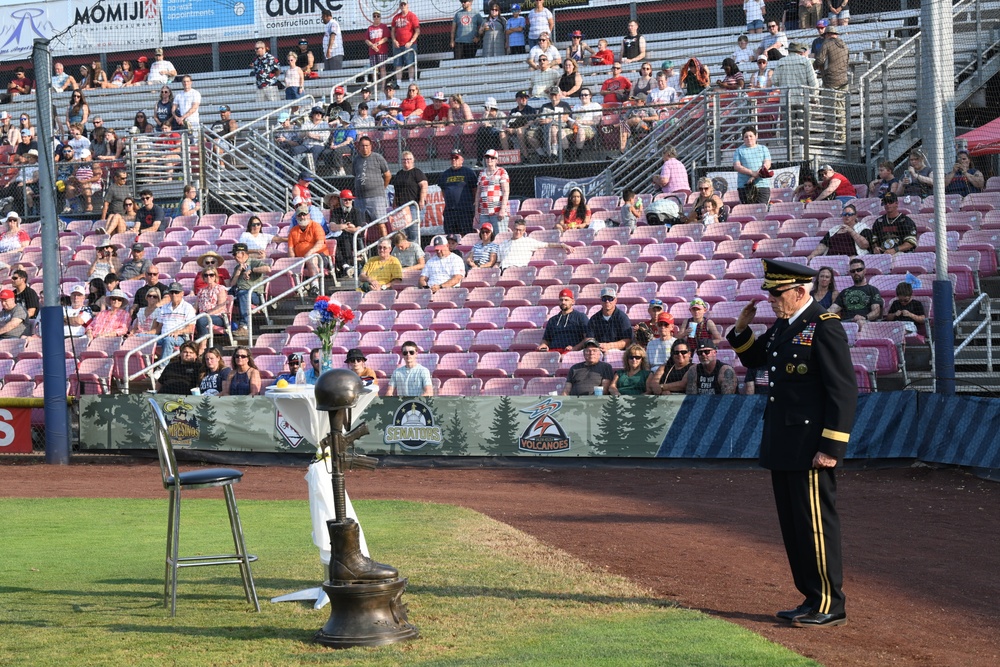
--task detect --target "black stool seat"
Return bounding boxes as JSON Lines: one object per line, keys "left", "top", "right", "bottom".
{"left": 169, "top": 468, "right": 245, "bottom": 488}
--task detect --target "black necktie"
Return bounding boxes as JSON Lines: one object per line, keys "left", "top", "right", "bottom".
{"left": 772, "top": 318, "right": 789, "bottom": 341}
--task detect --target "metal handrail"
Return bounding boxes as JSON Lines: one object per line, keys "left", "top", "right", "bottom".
{"left": 122, "top": 312, "right": 215, "bottom": 394}
{"left": 350, "top": 200, "right": 421, "bottom": 282}
{"left": 230, "top": 95, "right": 318, "bottom": 137}
{"left": 953, "top": 292, "right": 993, "bottom": 372}
{"left": 245, "top": 254, "right": 325, "bottom": 347}
{"left": 328, "top": 49, "right": 417, "bottom": 103}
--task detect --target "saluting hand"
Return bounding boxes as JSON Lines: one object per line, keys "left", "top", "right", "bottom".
{"left": 735, "top": 301, "right": 757, "bottom": 332}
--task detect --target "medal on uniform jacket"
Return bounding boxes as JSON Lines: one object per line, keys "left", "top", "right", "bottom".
{"left": 797, "top": 364, "right": 808, "bottom": 374}
{"left": 786, "top": 363, "right": 796, "bottom": 374}
{"left": 791, "top": 322, "right": 816, "bottom": 346}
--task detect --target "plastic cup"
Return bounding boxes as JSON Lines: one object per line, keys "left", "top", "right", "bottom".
{"left": 593, "top": 387, "right": 603, "bottom": 396}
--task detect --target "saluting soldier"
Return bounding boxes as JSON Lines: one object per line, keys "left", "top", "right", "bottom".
{"left": 727, "top": 258, "right": 857, "bottom": 627}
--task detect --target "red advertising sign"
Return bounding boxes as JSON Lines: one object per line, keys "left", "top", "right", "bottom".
{"left": 0, "top": 408, "right": 32, "bottom": 454}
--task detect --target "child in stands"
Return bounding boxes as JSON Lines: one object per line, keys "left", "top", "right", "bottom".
{"left": 591, "top": 39, "right": 614, "bottom": 66}
{"left": 619, "top": 189, "right": 642, "bottom": 232}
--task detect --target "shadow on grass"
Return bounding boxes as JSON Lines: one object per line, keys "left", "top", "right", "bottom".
{"left": 105, "top": 623, "right": 314, "bottom": 642}
{"left": 408, "top": 583, "right": 679, "bottom": 609}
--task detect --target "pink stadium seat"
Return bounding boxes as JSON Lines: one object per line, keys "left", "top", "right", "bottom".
{"left": 702, "top": 222, "right": 741, "bottom": 243}
{"left": 524, "top": 377, "right": 566, "bottom": 395}
{"left": 393, "top": 288, "right": 432, "bottom": 311}
{"left": 570, "top": 263, "right": 611, "bottom": 286}
{"left": 482, "top": 377, "right": 526, "bottom": 396}
{"left": 0, "top": 338, "right": 23, "bottom": 359}
{"left": 534, "top": 265, "right": 572, "bottom": 287}
{"left": 366, "top": 353, "right": 401, "bottom": 378}
{"left": 465, "top": 287, "right": 503, "bottom": 309}
{"left": 593, "top": 227, "right": 629, "bottom": 249}
{"left": 286, "top": 332, "right": 322, "bottom": 354}
{"left": 510, "top": 329, "right": 545, "bottom": 352}
{"left": 856, "top": 322, "right": 905, "bottom": 376}
{"left": 254, "top": 354, "right": 288, "bottom": 380}
{"left": 285, "top": 312, "right": 316, "bottom": 336}
{"left": 397, "top": 331, "right": 435, "bottom": 353}
{"left": 778, "top": 219, "right": 820, "bottom": 239}
{"left": 507, "top": 306, "right": 548, "bottom": 330}
{"left": 392, "top": 310, "right": 433, "bottom": 333}
{"left": 434, "top": 353, "right": 479, "bottom": 380}
{"left": 431, "top": 308, "right": 473, "bottom": 331}
{"left": 565, "top": 246, "right": 603, "bottom": 267}
{"left": 697, "top": 279, "right": 738, "bottom": 304}
{"left": 356, "top": 310, "right": 397, "bottom": 333}
{"left": 431, "top": 330, "right": 473, "bottom": 354}
{"left": 891, "top": 252, "right": 936, "bottom": 275}
{"left": 638, "top": 243, "right": 678, "bottom": 264}
{"left": 657, "top": 280, "right": 698, "bottom": 304}
{"left": 471, "top": 328, "right": 515, "bottom": 352}
{"left": 792, "top": 237, "right": 822, "bottom": 257}
{"left": 497, "top": 266, "right": 537, "bottom": 289}
{"left": 803, "top": 201, "right": 842, "bottom": 220}
{"left": 960, "top": 231, "right": 1000, "bottom": 275}
{"left": 808, "top": 255, "right": 850, "bottom": 278}
{"left": 439, "top": 378, "right": 484, "bottom": 396}
{"left": 944, "top": 211, "right": 982, "bottom": 233}
{"left": 617, "top": 282, "right": 657, "bottom": 306}
{"left": 600, "top": 245, "right": 641, "bottom": 267}
{"left": 556, "top": 350, "right": 584, "bottom": 376}
{"left": 686, "top": 260, "right": 727, "bottom": 282}
{"left": 666, "top": 223, "right": 704, "bottom": 244}
{"left": 646, "top": 260, "right": 687, "bottom": 283}
{"left": 502, "top": 286, "right": 543, "bottom": 308}
{"left": 735, "top": 278, "right": 768, "bottom": 302}
{"left": 608, "top": 262, "right": 649, "bottom": 285}
{"left": 741, "top": 220, "right": 780, "bottom": 241}
{"left": 359, "top": 331, "right": 399, "bottom": 355}
{"left": 250, "top": 333, "right": 289, "bottom": 356}
{"left": 674, "top": 241, "right": 714, "bottom": 262}
{"left": 920, "top": 194, "right": 962, "bottom": 213}
{"left": 0, "top": 380, "right": 35, "bottom": 397}
{"left": 357, "top": 290, "right": 396, "bottom": 312}
{"left": 729, "top": 203, "right": 768, "bottom": 222}
{"left": 467, "top": 307, "right": 509, "bottom": 332}
{"left": 752, "top": 238, "right": 793, "bottom": 258}
{"left": 527, "top": 247, "right": 568, "bottom": 268}
{"left": 707, "top": 301, "right": 746, "bottom": 327}
{"left": 472, "top": 351, "right": 519, "bottom": 379}
{"left": 725, "top": 258, "right": 764, "bottom": 281}
{"left": 561, "top": 228, "right": 595, "bottom": 247}
{"left": 915, "top": 231, "right": 958, "bottom": 253}
{"left": 631, "top": 226, "right": 667, "bottom": 246}
{"left": 765, "top": 202, "right": 805, "bottom": 221}
{"left": 7, "top": 358, "right": 43, "bottom": 382}
{"left": 520, "top": 198, "right": 553, "bottom": 215}
{"left": 429, "top": 287, "right": 468, "bottom": 311}
{"left": 463, "top": 268, "right": 500, "bottom": 288}
{"left": 714, "top": 239, "right": 754, "bottom": 261}
{"left": 329, "top": 291, "right": 362, "bottom": 310}
{"left": 961, "top": 192, "right": 1000, "bottom": 213}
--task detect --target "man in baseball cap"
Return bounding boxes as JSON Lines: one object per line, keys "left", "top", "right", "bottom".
{"left": 63, "top": 284, "right": 93, "bottom": 338}
{"left": 646, "top": 311, "right": 676, "bottom": 368}
{"left": 276, "top": 353, "right": 304, "bottom": 383}
{"left": 152, "top": 281, "right": 196, "bottom": 357}
{"left": 582, "top": 285, "right": 632, "bottom": 352}
{"left": 0, "top": 287, "right": 26, "bottom": 339}
{"left": 539, "top": 286, "right": 588, "bottom": 353}
{"left": 419, "top": 234, "right": 465, "bottom": 293}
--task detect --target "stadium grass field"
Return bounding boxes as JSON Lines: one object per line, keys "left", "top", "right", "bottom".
{"left": 0, "top": 497, "right": 816, "bottom": 666}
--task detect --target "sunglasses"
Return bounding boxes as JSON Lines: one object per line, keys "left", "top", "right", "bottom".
{"left": 204, "top": 273, "right": 217, "bottom": 278}
{"left": 580, "top": 93, "right": 591, "bottom": 97}
{"left": 203, "top": 259, "right": 216, "bottom": 264}
{"left": 289, "top": 360, "right": 301, "bottom": 366}
{"left": 401, "top": 350, "right": 417, "bottom": 356}
{"left": 142, "top": 195, "right": 152, "bottom": 200}
{"left": 600, "top": 296, "right": 615, "bottom": 302}
{"left": 673, "top": 350, "right": 690, "bottom": 355}
{"left": 700, "top": 186, "right": 712, "bottom": 191}
{"left": 850, "top": 268, "right": 866, "bottom": 273}
{"left": 628, "top": 355, "right": 643, "bottom": 360}
{"left": 146, "top": 272, "right": 158, "bottom": 276}
{"left": 234, "top": 354, "right": 249, "bottom": 359}
{"left": 767, "top": 286, "right": 798, "bottom": 297}
{"left": 311, "top": 359, "right": 320, "bottom": 364}
{"left": 841, "top": 212, "right": 856, "bottom": 217}
{"left": 698, "top": 349, "right": 714, "bottom": 354}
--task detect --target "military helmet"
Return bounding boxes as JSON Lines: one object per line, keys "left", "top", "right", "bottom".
{"left": 314, "top": 369, "right": 364, "bottom": 411}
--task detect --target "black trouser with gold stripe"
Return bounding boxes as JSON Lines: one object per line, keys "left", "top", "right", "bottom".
{"left": 771, "top": 468, "right": 845, "bottom": 615}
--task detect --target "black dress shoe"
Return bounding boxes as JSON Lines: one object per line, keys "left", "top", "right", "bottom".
{"left": 776, "top": 604, "right": 812, "bottom": 621}
{"left": 792, "top": 611, "right": 847, "bottom": 627}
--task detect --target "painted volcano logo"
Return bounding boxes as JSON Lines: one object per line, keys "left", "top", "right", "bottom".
{"left": 518, "top": 399, "right": 570, "bottom": 453}
{"left": 384, "top": 400, "right": 441, "bottom": 451}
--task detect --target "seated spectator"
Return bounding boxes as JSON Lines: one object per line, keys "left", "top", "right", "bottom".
{"left": 526, "top": 86, "right": 572, "bottom": 159}
{"left": 419, "top": 235, "right": 465, "bottom": 293}
{"left": 620, "top": 188, "right": 643, "bottom": 231}
{"left": 51, "top": 62, "right": 78, "bottom": 92}
{"left": 599, "top": 62, "right": 631, "bottom": 104}
{"left": 558, "top": 58, "right": 583, "bottom": 98}
{"left": 529, "top": 57, "right": 560, "bottom": 101}
{"left": 555, "top": 187, "right": 591, "bottom": 232}
{"left": 610, "top": 343, "right": 651, "bottom": 395}
{"left": 807, "top": 204, "right": 871, "bottom": 259}
{"left": 86, "top": 278, "right": 106, "bottom": 313}
{"left": 322, "top": 112, "right": 357, "bottom": 176}
{"left": 679, "top": 57, "right": 711, "bottom": 96}
{"left": 565, "top": 29, "right": 592, "bottom": 63}
{"left": 108, "top": 60, "right": 134, "bottom": 87}
{"left": 10, "top": 269, "right": 38, "bottom": 319}
{"left": 571, "top": 89, "right": 602, "bottom": 152}
{"left": 688, "top": 177, "right": 725, "bottom": 223}
{"left": 87, "top": 289, "right": 132, "bottom": 340}
{"left": 325, "top": 86, "right": 353, "bottom": 118}
{"left": 539, "top": 288, "right": 588, "bottom": 353}
{"left": 154, "top": 282, "right": 196, "bottom": 358}
{"left": 0, "top": 288, "right": 27, "bottom": 339}
{"left": 885, "top": 281, "right": 926, "bottom": 336}
{"left": 103, "top": 196, "right": 140, "bottom": 239}
{"left": 392, "top": 231, "right": 425, "bottom": 270}
{"left": 7, "top": 67, "right": 32, "bottom": 97}
{"left": 814, "top": 165, "right": 857, "bottom": 203}
{"left": 902, "top": 149, "right": 932, "bottom": 197}
{"left": 467, "top": 223, "right": 499, "bottom": 269}
{"left": 63, "top": 284, "right": 93, "bottom": 338}
{"left": 193, "top": 251, "right": 232, "bottom": 295}
{"left": 288, "top": 205, "right": 331, "bottom": 287}
{"left": 476, "top": 98, "right": 509, "bottom": 162}
{"left": 793, "top": 174, "right": 820, "bottom": 203}
{"left": 156, "top": 341, "right": 202, "bottom": 394}
{"left": 563, "top": 338, "right": 613, "bottom": 396}
{"left": 130, "top": 287, "right": 162, "bottom": 337}
{"left": 229, "top": 243, "right": 269, "bottom": 336}
{"left": 733, "top": 34, "right": 755, "bottom": 64}
{"left": 748, "top": 54, "right": 773, "bottom": 89}
{"left": 652, "top": 145, "right": 690, "bottom": 194}
{"left": 447, "top": 235, "right": 464, "bottom": 262}
{"left": 292, "top": 107, "right": 330, "bottom": 166}
{"left": 868, "top": 161, "right": 903, "bottom": 199}
{"left": 829, "top": 258, "right": 882, "bottom": 329}
{"left": 647, "top": 338, "right": 693, "bottom": 394}
{"left": 360, "top": 239, "right": 403, "bottom": 292}
{"left": 398, "top": 84, "right": 426, "bottom": 121}
{"left": 679, "top": 297, "right": 723, "bottom": 350}
{"left": 584, "top": 286, "right": 632, "bottom": 351}
{"left": 507, "top": 91, "right": 537, "bottom": 156}
{"left": 447, "top": 93, "right": 474, "bottom": 123}
{"left": 685, "top": 339, "right": 737, "bottom": 394}
{"left": 810, "top": 266, "right": 840, "bottom": 310}
{"left": 117, "top": 243, "right": 149, "bottom": 282}
{"left": 701, "top": 198, "right": 722, "bottom": 225}
{"left": 328, "top": 189, "right": 370, "bottom": 275}
{"left": 131, "top": 265, "right": 169, "bottom": 318}
{"left": 195, "top": 347, "right": 229, "bottom": 395}
{"left": 64, "top": 151, "right": 102, "bottom": 213}
{"left": 385, "top": 340, "right": 433, "bottom": 396}
{"left": 631, "top": 62, "right": 655, "bottom": 99}
{"left": 353, "top": 103, "right": 375, "bottom": 130}
{"left": 591, "top": 39, "right": 614, "bottom": 66}
{"left": 88, "top": 240, "right": 119, "bottom": 282}
{"left": 646, "top": 312, "right": 676, "bottom": 368}
{"left": 648, "top": 70, "right": 679, "bottom": 106}
{"left": 274, "top": 111, "right": 301, "bottom": 153}
{"left": 275, "top": 352, "right": 303, "bottom": 384}
{"left": 179, "top": 184, "right": 201, "bottom": 218}
{"left": 135, "top": 189, "right": 165, "bottom": 233}
{"left": 345, "top": 348, "right": 377, "bottom": 385}
{"left": 870, "top": 193, "right": 917, "bottom": 255}
{"left": 0, "top": 212, "right": 28, "bottom": 253}
{"left": 421, "top": 92, "right": 450, "bottom": 122}
{"left": 221, "top": 347, "right": 262, "bottom": 396}
{"left": 757, "top": 19, "right": 788, "bottom": 60}
{"left": 945, "top": 150, "right": 984, "bottom": 196}
{"left": 527, "top": 32, "right": 560, "bottom": 70}
{"left": 497, "top": 218, "right": 569, "bottom": 270}
{"left": 715, "top": 58, "right": 745, "bottom": 89}
{"left": 130, "top": 55, "right": 149, "bottom": 85}
{"left": 193, "top": 268, "right": 229, "bottom": 353}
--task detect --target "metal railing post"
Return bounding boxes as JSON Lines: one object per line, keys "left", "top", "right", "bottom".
{"left": 244, "top": 254, "right": 326, "bottom": 348}
{"left": 122, "top": 313, "right": 214, "bottom": 394}
{"left": 351, "top": 200, "right": 422, "bottom": 282}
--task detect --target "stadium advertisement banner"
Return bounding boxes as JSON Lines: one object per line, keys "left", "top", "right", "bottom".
{"left": 534, "top": 173, "right": 610, "bottom": 200}
{"left": 706, "top": 166, "right": 800, "bottom": 194}
{"left": 160, "top": 0, "right": 255, "bottom": 45}
{"left": 0, "top": 407, "right": 32, "bottom": 454}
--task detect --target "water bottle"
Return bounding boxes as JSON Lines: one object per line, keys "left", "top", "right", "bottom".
{"left": 295, "top": 367, "right": 306, "bottom": 385}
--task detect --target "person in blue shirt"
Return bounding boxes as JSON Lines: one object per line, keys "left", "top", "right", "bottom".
{"left": 275, "top": 352, "right": 303, "bottom": 383}
{"left": 506, "top": 4, "right": 527, "bottom": 55}
{"left": 438, "top": 149, "right": 478, "bottom": 235}
{"left": 304, "top": 347, "right": 323, "bottom": 384}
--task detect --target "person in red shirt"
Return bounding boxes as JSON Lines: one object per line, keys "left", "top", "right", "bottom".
{"left": 7, "top": 67, "right": 32, "bottom": 97}
{"left": 421, "top": 92, "right": 450, "bottom": 122}
{"left": 591, "top": 39, "right": 615, "bottom": 66}
{"left": 391, "top": 0, "right": 421, "bottom": 83}
{"left": 815, "top": 164, "right": 857, "bottom": 203}
{"left": 130, "top": 56, "right": 149, "bottom": 85}
{"left": 192, "top": 251, "right": 232, "bottom": 294}
{"left": 292, "top": 170, "right": 313, "bottom": 207}
{"left": 599, "top": 62, "right": 632, "bottom": 105}
{"left": 287, "top": 205, "right": 331, "bottom": 283}
{"left": 399, "top": 83, "right": 426, "bottom": 120}
{"left": 367, "top": 11, "right": 391, "bottom": 84}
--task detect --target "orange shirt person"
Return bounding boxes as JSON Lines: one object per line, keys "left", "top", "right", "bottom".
{"left": 287, "top": 206, "right": 330, "bottom": 280}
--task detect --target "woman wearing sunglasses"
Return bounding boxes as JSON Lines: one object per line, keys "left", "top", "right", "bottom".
{"left": 222, "top": 347, "right": 262, "bottom": 396}
{"left": 647, "top": 338, "right": 694, "bottom": 395}
{"left": 609, "top": 343, "right": 651, "bottom": 396}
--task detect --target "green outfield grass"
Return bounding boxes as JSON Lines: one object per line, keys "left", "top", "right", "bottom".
{"left": 0, "top": 498, "right": 817, "bottom": 666}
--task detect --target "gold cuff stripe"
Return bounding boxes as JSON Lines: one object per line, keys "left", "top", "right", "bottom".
{"left": 822, "top": 428, "right": 850, "bottom": 443}
{"left": 732, "top": 334, "right": 755, "bottom": 354}
{"left": 809, "top": 470, "right": 832, "bottom": 615}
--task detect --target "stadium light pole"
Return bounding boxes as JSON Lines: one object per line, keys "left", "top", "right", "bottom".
{"left": 32, "top": 39, "right": 71, "bottom": 464}
{"left": 921, "top": 0, "right": 956, "bottom": 394}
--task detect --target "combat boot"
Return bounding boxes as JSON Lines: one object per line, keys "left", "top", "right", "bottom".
{"left": 327, "top": 518, "right": 398, "bottom": 583}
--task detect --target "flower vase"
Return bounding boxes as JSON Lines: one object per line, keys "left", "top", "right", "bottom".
{"left": 320, "top": 345, "right": 335, "bottom": 374}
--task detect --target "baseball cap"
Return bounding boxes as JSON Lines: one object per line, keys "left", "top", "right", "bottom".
{"left": 26, "top": 149, "right": 37, "bottom": 157}
{"left": 310, "top": 106, "right": 324, "bottom": 116}
{"left": 581, "top": 337, "right": 601, "bottom": 348}
{"left": 431, "top": 235, "right": 448, "bottom": 248}
{"left": 433, "top": 91, "right": 446, "bottom": 101}
{"left": 70, "top": 284, "right": 87, "bottom": 296}
{"left": 817, "top": 18, "right": 829, "bottom": 28}
{"left": 0, "top": 288, "right": 14, "bottom": 300}
{"left": 361, "top": 86, "right": 372, "bottom": 94}
{"left": 516, "top": 90, "right": 530, "bottom": 99}
{"left": 277, "top": 111, "right": 290, "bottom": 122}
{"left": 450, "top": 148, "right": 463, "bottom": 157}
{"left": 697, "top": 339, "right": 717, "bottom": 352}
{"left": 346, "top": 348, "right": 367, "bottom": 362}
{"left": 298, "top": 38, "right": 308, "bottom": 44}
{"left": 882, "top": 192, "right": 899, "bottom": 204}
{"left": 20, "top": 128, "right": 30, "bottom": 136}
{"left": 757, "top": 54, "right": 768, "bottom": 63}
{"left": 297, "top": 170, "right": 313, "bottom": 181}
{"left": 599, "top": 285, "right": 617, "bottom": 299}
{"left": 511, "top": 3, "right": 520, "bottom": 10}
{"left": 137, "top": 56, "right": 148, "bottom": 63}
{"left": 338, "top": 188, "right": 355, "bottom": 200}
{"left": 661, "top": 60, "right": 674, "bottom": 69}
{"left": 219, "top": 104, "right": 231, "bottom": 112}
{"left": 479, "top": 222, "right": 493, "bottom": 232}
{"left": 546, "top": 85, "right": 561, "bottom": 96}
{"left": 154, "top": 48, "right": 164, "bottom": 55}
{"left": 288, "top": 352, "right": 303, "bottom": 363}
{"left": 558, "top": 288, "right": 574, "bottom": 299}
{"left": 0, "top": 112, "right": 8, "bottom": 120}
{"left": 5, "top": 211, "right": 19, "bottom": 221}
{"left": 232, "top": 242, "right": 249, "bottom": 254}
{"left": 167, "top": 282, "right": 184, "bottom": 293}
{"left": 484, "top": 149, "right": 499, "bottom": 159}
{"left": 818, "top": 164, "right": 833, "bottom": 173}
{"left": 446, "top": 234, "right": 462, "bottom": 243}
{"left": 648, "top": 298, "right": 664, "bottom": 309}
{"left": 484, "top": 96, "right": 498, "bottom": 109}
{"left": 334, "top": 85, "right": 346, "bottom": 94}
{"left": 656, "top": 312, "right": 674, "bottom": 325}
{"left": 570, "top": 30, "right": 583, "bottom": 38}
{"left": 689, "top": 297, "right": 708, "bottom": 309}
{"left": 131, "top": 243, "right": 145, "bottom": 252}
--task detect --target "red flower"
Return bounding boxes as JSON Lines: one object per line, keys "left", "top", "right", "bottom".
{"left": 327, "top": 302, "right": 342, "bottom": 317}
{"left": 341, "top": 308, "right": 355, "bottom": 323}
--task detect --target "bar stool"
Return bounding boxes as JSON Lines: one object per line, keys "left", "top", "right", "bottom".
{"left": 148, "top": 398, "right": 260, "bottom": 616}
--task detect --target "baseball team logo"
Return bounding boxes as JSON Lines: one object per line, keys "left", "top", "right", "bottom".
{"left": 384, "top": 400, "right": 442, "bottom": 450}
{"left": 518, "top": 399, "right": 570, "bottom": 453}
{"left": 163, "top": 398, "right": 199, "bottom": 447}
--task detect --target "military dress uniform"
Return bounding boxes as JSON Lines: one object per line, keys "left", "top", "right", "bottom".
{"left": 727, "top": 259, "right": 857, "bottom": 626}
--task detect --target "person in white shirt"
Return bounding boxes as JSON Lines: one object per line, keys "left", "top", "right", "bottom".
{"left": 147, "top": 48, "right": 177, "bottom": 85}
{"left": 571, "top": 88, "right": 602, "bottom": 150}
{"left": 154, "top": 282, "right": 196, "bottom": 358}
{"left": 648, "top": 70, "right": 679, "bottom": 107}
{"left": 497, "top": 218, "right": 569, "bottom": 271}
{"left": 322, "top": 10, "right": 345, "bottom": 70}
{"left": 171, "top": 75, "right": 201, "bottom": 130}
{"left": 63, "top": 284, "right": 92, "bottom": 338}
{"left": 419, "top": 235, "right": 466, "bottom": 293}
{"left": 659, "top": 60, "right": 681, "bottom": 92}
{"left": 527, "top": 32, "right": 561, "bottom": 70}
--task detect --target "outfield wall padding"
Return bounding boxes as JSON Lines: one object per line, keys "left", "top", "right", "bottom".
{"left": 74, "top": 392, "right": 997, "bottom": 467}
